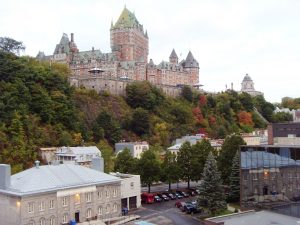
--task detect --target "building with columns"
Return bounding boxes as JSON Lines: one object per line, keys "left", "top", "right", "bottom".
{"left": 37, "top": 7, "right": 200, "bottom": 97}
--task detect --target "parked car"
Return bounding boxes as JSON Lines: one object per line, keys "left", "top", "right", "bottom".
{"left": 184, "top": 204, "right": 202, "bottom": 214}
{"left": 158, "top": 194, "right": 170, "bottom": 201}
{"left": 141, "top": 193, "right": 154, "bottom": 204}
{"left": 165, "top": 193, "right": 176, "bottom": 200}
{"left": 154, "top": 195, "right": 163, "bottom": 202}
{"left": 187, "top": 190, "right": 197, "bottom": 196}
{"left": 174, "top": 192, "right": 184, "bottom": 199}
{"left": 177, "top": 191, "right": 189, "bottom": 198}
{"left": 175, "top": 201, "right": 185, "bottom": 208}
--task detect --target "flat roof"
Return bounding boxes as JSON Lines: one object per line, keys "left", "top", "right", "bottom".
{"left": 207, "top": 210, "right": 300, "bottom": 225}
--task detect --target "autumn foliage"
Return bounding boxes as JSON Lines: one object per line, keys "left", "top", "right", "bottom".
{"left": 238, "top": 111, "right": 254, "bottom": 126}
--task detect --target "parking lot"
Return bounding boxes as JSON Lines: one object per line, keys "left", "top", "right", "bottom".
{"left": 129, "top": 196, "right": 202, "bottom": 225}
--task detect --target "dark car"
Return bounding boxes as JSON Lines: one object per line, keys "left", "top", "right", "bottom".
{"left": 177, "top": 191, "right": 189, "bottom": 198}
{"left": 154, "top": 195, "right": 163, "bottom": 202}
{"left": 184, "top": 204, "right": 202, "bottom": 214}
{"left": 175, "top": 201, "right": 185, "bottom": 208}
{"left": 187, "top": 190, "right": 197, "bottom": 196}
{"left": 165, "top": 193, "right": 176, "bottom": 200}
{"left": 158, "top": 194, "right": 170, "bottom": 201}
{"left": 174, "top": 192, "right": 184, "bottom": 199}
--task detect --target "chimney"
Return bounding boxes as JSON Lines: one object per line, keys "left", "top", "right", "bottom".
{"left": 71, "top": 33, "right": 74, "bottom": 42}
{"left": 0, "top": 164, "right": 11, "bottom": 190}
{"left": 231, "top": 82, "right": 233, "bottom": 90}
{"left": 35, "top": 160, "right": 40, "bottom": 169}
{"left": 92, "top": 47, "right": 94, "bottom": 52}
{"left": 91, "top": 157, "right": 104, "bottom": 172}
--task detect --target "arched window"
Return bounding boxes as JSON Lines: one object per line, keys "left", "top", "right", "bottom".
{"left": 49, "top": 217, "right": 55, "bottom": 225}
{"left": 113, "top": 203, "right": 118, "bottom": 212}
{"left": 39, "top": 218, "right": 45, "bottom": 225}
{"left": 86, "top": 208, "right": 92, "bottom": 218}
{"left": 98, "top": 206, "right": 103, "bottom": 216}
{"left": 62, "top": 213, "right": 68, "bottom": 224}
{"left": 106, "top": 204, "right": 110, "bottom": 214}
{"left": 29, "top": 221, "right": 35, "bottom": 225}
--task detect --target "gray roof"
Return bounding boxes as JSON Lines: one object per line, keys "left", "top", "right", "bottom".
{"left": 2, "top": 164, "right": 120, "bottom": 196}
{"left": 56, "top": 146, "right": 101, "bottom": 156}
{"left": 207, "top": 210, "right": 299, "bottom": 225}
{"left": 169, "top": 49, "right": 178, "bottom": 59}
{"left": 242, "top": 74, "right": 253, "bottom": 82}
{"left": 54, "top": 33, "right": 70, "bottom": 55}
{"left": 241, "top": 151, "right": 300, "bottom": 169}
{"left": 183, "top": 51, "right": 199, "bottom": 68}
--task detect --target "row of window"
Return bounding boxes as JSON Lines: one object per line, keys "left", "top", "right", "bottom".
{"left": 28, "top": 190, "right": 118, "bottom": 213}
{"left": 243, "top": 172, "right": 300, "bottom": 181}
{"left": 28, "top": 217, "right": 54, "bottom": 225}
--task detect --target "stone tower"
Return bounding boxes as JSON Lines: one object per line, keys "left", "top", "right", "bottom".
{"left": 182, "top": 51, "right": 199, "bottom": 85}
{"left": 169, "top": 49, "right": 178, "bottom": 64}
{"left": 110, "top": 7, "right": 149, "bottom": 63}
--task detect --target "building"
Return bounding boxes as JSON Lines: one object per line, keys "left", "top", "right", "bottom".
{"left": 268, "top": 122, "right": 300, "bottom": 145}
{"left": 36, "top": 7, "right": 200, "bottom": 97}
{"left": 240, "top": 74, "right": 263, "bottom": 97}
{"left": 115, "top": 141, "right": 149, "bottom": 159}
{"left": 242, "top": 130, "right": 268, "bottom": 145}
{"left": 55, "top": 146, "right": 103, "bottom": 168}
{"left": 240, "top": 145, "right": 300, "bottom": 208}
{"left": 0, "top": 162, "right": 121, "bottom": 225}
{"left": 110, "top": 173, "right": 141, "bottom": 210}
{"left": 39, "top": 147, "right": 57, "bottom": 164}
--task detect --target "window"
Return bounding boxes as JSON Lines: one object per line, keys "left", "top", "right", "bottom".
{"left": 50, "top": 217, "right": 55, "bottom": 225}
{"left": 49, "top": 200, "right": 54, "bottom": 209}
{"left": 106, "top": 204, "right": 110, "bottom": 214}
{"left": 106, "top": 190, "right": 110, "bottom": 198}
{"left": 39, "top": 202, "right": 45, "bottom": 211}
{"left": 252, "top": 173, "right": 258, "bottom": 180}
{"left": 62, "top": 213, "right": 68, "bottom": 224}
{"left": 28, "top": 202, "right": 34, "bottom": 213}
{"left": 113, "top": 189, "right": 117, "bottom": 197}
{"left": 86, "top": 193, "right": 92, "bottom": 202}
{"left": 98, "top": 206, "right": 103, "bottom": 215}
{"left": 29, "top": 221, "right": 35, "bottom": 225}
{"left": 86, "top": 208, "right": 92, "bottom": 218}
{"left": 97, "top": 191, "right": 102, "bottom": 200}
{"left": 113, "top": 203, "right": 118, "bottom": 212}
{"left": 75, "top": 193, "right": 80, "bottom": 204}
{"left": 39, "top": 218, "right": 45, "bottom": 225}
{"left": 62, "top": 197, "right": 68, "bottom": 207}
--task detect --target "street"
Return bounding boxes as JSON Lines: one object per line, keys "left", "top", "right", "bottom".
{"left": 141, "top": 181, "right": 201, "bottom": 193}
{"left": 128, "top": 196, "right": 202, "bottom": 225}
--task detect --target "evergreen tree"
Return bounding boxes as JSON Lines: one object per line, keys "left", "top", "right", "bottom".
{"left": 228, "top": 151, "right": 240, "bottom": 202}
{"left": 199, "top": 152, "right": 226, "bottom": 215}
{"left": 177, "top": 142, "right": 193, "bottom": 188}
{"left": 97, "top": 140, "right": 114, "bottom": 173}
{"left": 218, "top": 134, "right": 245, "bottom": 184}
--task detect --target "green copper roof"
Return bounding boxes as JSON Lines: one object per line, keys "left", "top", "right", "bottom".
{"left": 113, "top": 7, "right": 140, "bottom": 29}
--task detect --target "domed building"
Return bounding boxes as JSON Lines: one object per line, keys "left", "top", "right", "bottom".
{"left": 241, "top": 74, "right": 263, "bottom": 96}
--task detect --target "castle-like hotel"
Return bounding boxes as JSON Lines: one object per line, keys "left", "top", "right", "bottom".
{"left": 37, "top": 7, "right": 200, "bottom": 96}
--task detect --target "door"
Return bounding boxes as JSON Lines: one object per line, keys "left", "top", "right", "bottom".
{"left": 75, "top": 212, "right": 80, "bottom": 223}
{"left": 121, "top": 198, "right": 128, "bottom": 208}
{"left": 129, "top": 196, "right": 137, "bottom": 209}
{"left": 263, "top": 186, "right": 268, "bottom": 195}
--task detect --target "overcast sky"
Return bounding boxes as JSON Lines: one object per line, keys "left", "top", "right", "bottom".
{"left": 1, "top": 0, "right": 300, "bottom": 103}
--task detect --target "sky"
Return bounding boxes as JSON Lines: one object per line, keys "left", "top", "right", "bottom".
{"left": 1, "top": 0, "right": 300, "bottom": 103}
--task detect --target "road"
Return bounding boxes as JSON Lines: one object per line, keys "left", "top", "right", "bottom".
{"left": 141, "top": 181, "right": 201, "bottom": 193}
{"left": 128, "top": 196, "right": 202, "bottom": 225}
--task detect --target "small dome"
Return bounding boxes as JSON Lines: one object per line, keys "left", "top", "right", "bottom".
{"left": 242, "top": 74, "right": 252, "bottom": 82}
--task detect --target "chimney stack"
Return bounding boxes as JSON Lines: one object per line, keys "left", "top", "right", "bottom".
{"left": 91, "top": 157, "right": 104, "bottom": 172}
{"left": 231, "top": 82, "right": 233, "bottom": 90}
{"left": 0, "top": 164, "right": 11, "bottom": 190}
{"left": 71, "top": 33, "right": 74, "bottom": 42}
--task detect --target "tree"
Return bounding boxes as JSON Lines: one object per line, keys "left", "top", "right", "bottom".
{"left": 131, "top": 107, "right": 150, "bottom": 136}
{"left": 93, "top": 111, "right": 121, "bottom": 144}
{"left": 191, "top": 139, "right": 214, "bottom": 182}
{"left": 238, "top": 111, "right": 254, "bottom": 126}
{"left": 239, "top": 92, "right": 254, "bottom": 112}
{"left": 114, "top": 148, "right": 137, "bottom": 174}
{"left": 228, "top": 151, "right": 240, "bottom": 202}
{"left": 218, "top": 134, "right": 245, "bottom": 185}
{"left": 199, "top": 152, "right": 226, "bottom": 215}
{"left": 181, "top": 85, "right": 193, "bottom": 102}
{"left": 272, "top": 112, "right": 293, "bottom": 123}
{"left": 97, "top": 140, "right": 114, "bottom": 173}
{"left": 161, "top": 151, "right": 180, "bottom": 190}
{"left": 138, "top": 150, "right": 161, "bottom": 193}
{"left": 177, "top": 142, "right": 193, "bottom": 189}
{"left": 0, "top": 37, "right": 25, "bottom": 55}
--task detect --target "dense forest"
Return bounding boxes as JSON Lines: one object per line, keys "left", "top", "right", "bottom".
{"left": 0, "top": 40, "right": 295, "bottom": 173}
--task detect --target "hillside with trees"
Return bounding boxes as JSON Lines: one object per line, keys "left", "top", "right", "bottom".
{"left": 0, "top": 37, "right": 279, "bottom": 173}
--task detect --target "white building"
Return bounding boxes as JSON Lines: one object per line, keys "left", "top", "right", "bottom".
{"left": 39, "top": 147, "right": 57, "bottom": 164}
{"left": 240, "top": 74, "right": 263, "bottom": 97}
{"left": 115, "top": 142, "right": 149, "bottom": 158}
{"left": 110, "top": 173, "right": 141, "bottom": 210}
{"left": 56, "top": 146, "right": 103, "bottom": 168}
